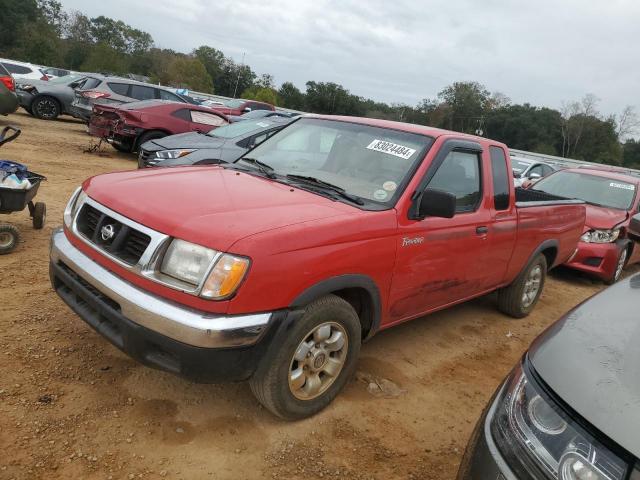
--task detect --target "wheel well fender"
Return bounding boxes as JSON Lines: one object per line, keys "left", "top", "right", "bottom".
{"left": 529, "top": 239, "right": 559, "bottom": 271}
{"left": 290, "top": 274, "right": 382, "bottom": 341}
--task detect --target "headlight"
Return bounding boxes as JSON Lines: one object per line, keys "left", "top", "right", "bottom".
{"left": 159, "top": 239, "right": 250, "bottom": 299}
{"left": 155, "top": 149, "right": 195, "bottom": 160}
{"left": 63, "top": 187, "right": 87, "bottom": 227}
{"left": 581, "top": 229, "right": 620, "bottom": 243}
{"left": 491, "top": 363, "right": 629, "bottom": 480}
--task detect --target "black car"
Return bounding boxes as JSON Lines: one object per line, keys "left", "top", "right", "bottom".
{"left": 458, "top": 272, "right": 640, "bottom": 479}
{"left": 138, "top": 116, "right": 294, "bottom": 168}
{"left": 0, "top": 63, "right": 18, "bottom": 116}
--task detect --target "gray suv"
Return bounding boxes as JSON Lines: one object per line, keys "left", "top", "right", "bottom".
{"left": 70, "top": 76, "right": 191, "bottom": 122}
{"left": 458, "top": 273, "right": 640, "bottom": 479}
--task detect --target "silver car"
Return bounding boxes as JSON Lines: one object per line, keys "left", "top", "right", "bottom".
{"left": 70, "top": 76, "right": 192, "bottom": 122}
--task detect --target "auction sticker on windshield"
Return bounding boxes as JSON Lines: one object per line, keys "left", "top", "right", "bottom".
{"left": 367, "top": 140, "right": 416, "bottom": 160}
{"left": 610, "top": 182, "right": 635, "bottom": 190}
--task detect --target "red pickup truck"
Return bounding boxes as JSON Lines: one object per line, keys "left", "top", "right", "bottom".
{"left": 50, "top": 116, "right": 585, "bottom": 419}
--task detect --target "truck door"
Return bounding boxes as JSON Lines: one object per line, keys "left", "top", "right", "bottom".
{"left": 388, "top": 142, "right": 492, "bottom": 322}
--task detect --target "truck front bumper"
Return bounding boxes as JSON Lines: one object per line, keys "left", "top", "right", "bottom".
{"left": 49, "top": 228, "right": 284, "bottom": 382}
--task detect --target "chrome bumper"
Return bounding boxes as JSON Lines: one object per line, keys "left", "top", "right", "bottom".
{"left": 50, "top": 228, "right": 272, "bottom": 348}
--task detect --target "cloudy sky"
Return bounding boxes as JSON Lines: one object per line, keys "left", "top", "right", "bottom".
{"left": 58, "top": 0, "right": 638, "bottom": 116}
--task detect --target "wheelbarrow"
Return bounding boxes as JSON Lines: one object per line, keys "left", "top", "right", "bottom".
{"left": 0, "top": 126, "right": 46, "bottom": 254}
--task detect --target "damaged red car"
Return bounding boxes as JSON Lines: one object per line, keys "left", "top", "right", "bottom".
{"left": 529, "top": 167, "right": 640, "bottom": 283}
{"left": 88, "top": 100, "right": 229, "bottom": 153}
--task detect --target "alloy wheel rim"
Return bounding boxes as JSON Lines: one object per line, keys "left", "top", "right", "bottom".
{"left": 36, "top": 99, "right": 57, "bottom": 118}
{"left": 0, "top": 232, "right": 13, "bottom": 248}
{"left": 288, "top": 322, "right": 348, "bottom": 400}
{"left": 615, "top": 249, "right": 627, "bottom": 281}
{"left": 522, "top": 265, "right": 542, "bottom": 308}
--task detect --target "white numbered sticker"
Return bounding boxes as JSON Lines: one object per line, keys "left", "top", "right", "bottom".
{"left": 610, "top": 182, "right": 635, "bottom": 191}
{"left": 367, "top": 139, "right": 416, "bottom": 160}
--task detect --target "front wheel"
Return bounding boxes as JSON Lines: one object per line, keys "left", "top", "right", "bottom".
{"left": 605, "top": 247, "right": 628, "bottom": 285}
{"left": 497, "top": 254, "right": 547, "bottom": 318}
{"left": 32, "top": 96, "right": 60, "bottom": 120}
{"left": 250, "top": 295, "right": 361, "bottom": 420}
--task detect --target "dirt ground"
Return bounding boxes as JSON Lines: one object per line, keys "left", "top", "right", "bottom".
{"left": 0, "top": 111, "right": 633, "bottom": 480}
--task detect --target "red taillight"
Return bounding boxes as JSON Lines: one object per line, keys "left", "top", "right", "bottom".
{"left": 81, "top": 91, "right": 110, "bottom": 99}
{"left": 0, "top": 75, "right": 15, "bottom": 92}
{"left": 40, "top": 74, "right": 49, "bottom": 81}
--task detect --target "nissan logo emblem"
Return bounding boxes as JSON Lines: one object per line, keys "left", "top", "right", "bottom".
{"left": 100, "top": 224, "right": 116, "bottom": 241}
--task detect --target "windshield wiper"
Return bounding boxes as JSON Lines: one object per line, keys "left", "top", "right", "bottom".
{"left": 285, "top": 174, "right": 364, "bottom": 205}
{"left": 237, "top": 157, "right": 277, "bottom": 179}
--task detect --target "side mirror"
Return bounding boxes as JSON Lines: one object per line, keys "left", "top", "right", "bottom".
{"left": 413, "top": 188, "right": 457, "bottom": 219}
{"left": 242, "top": 107, "right": 252, "bottom": 113}
{"left": 529, "top": 172, "right": 542, "bottom": 180}
{"left": 513, "top": 172, "right": 522, "bottom": 179}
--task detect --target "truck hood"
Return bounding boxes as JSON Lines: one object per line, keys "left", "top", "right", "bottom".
{"left": 145, "top": 132, "right": 224, "bottom": 152}
{"left": 529, "top": 274, "right": 640, "bottom": 457}
{"left": 83, "top": 166, "right": 350, "bottom": 251}
{"left": 584, "top": 204, "right": 628, "bottom": 231}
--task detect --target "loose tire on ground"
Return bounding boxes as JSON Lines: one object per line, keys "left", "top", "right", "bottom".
{"left": 0, "top": 224, "right": 20, "bottom": 254}
{"left": 497, "top": 253, "right": 547, "bottom": 318}
{"left": 32, "top": 202, "right": 46, "bottom": 229}
{"left": 250, "top": 294, "right": 361, "bottom": 420}
{"left": 32, "top": 96, "right": 61, "bottom": 120}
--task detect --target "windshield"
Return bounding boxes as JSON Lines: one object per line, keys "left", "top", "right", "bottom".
{"left": 207, "top": 120, "right": 274, "bottom": 138}
{"left": 50, "top": 74, "right": 83, "bottom": 84}
{"left": 533, "top": 171, "right": 637, "bottom": 210}
{"left": 511, "top": 159, "right": 532, "bottom": 174}
{"left": 223, "top": 99, "right": 245, "bottom": 108}
{"left": 236, "top": 118, "right": 433, "bottom": 205}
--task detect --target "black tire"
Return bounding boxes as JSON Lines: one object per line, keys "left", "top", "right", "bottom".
{"left": 497, "top": 254, "right": 547, "bottom": 318}
{"left": 250, "top": 294, "right": 361, "bottom": 420}
{"left": 32, "top": 202, "right": 46, "bottom": 229}
{"left": 32, "top": 96, "right": 61, "bottom": 120}
{"left": 0, "top": 224, "right": 20, "bottom": 254}
{"left": 135, "top": 131, "right": 167, "bottom": 152}
{"left": 604, "top": 246, "right": 628, "bottom": 285}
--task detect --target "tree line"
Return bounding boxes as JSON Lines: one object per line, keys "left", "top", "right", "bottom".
{"left": 1, "top": 0, "right": 639, "bottom": 167}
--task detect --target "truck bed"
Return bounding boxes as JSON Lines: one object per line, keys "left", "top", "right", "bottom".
{"left": 515, "top": 187, "right": 584, "bottom": 208}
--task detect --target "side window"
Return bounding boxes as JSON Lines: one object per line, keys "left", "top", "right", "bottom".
{"left": 107, "top": 82, "right": 130, "bottom": 96}
{"left": 190, "top": 110, "right": 227, "bottom": 127}
{"left": 172, "top": 108, "right": 191, "bottom": 121}
{"left": 83, "top": 78, "right": 102, "bottom": 90}
{"left": 541, "top": 165, "right": 554, "bottom": 176}
{"left": 490, "top": 146, "right": 510, "bottom": 211}
{"left": 2, "top": 63, "right": 32, "bottom": 74}
{"left": 130, "top": 85, "right": 155, "bottom": 101}
{"left": 427, "top": 150, "right": 482, "bottom": 213}
{"left": 158, "top": 89, "right": 182, "bottom": 102}
{"left": 528, "top": 165, "right": 544, "bottom": 177}
{"left": 250, "top": 102, "right": 270, "bottom": 111}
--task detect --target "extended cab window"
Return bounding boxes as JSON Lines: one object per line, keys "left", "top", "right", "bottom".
{"left": 427, "top": 151, "right": 481, "bottom": 213}
{"left": 490, "top": 146, "right": 510, "bottom": 210}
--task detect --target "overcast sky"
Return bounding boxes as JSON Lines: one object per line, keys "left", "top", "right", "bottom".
{"left": 58, "top": 0, "right": 638, "bottom": 117}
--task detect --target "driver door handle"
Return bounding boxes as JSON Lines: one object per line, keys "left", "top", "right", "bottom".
{"left": 476, "top": 226, "right": 489, "bottom": 235}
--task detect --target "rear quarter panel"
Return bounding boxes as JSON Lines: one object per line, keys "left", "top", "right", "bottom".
{"left": 505, "top": 203, "right": 586, "bottom": 283}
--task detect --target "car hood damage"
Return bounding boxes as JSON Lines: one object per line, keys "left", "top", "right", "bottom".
{"left": 145, "top": 132, "right": 225, "bottom": 151}
{"left": 83, "top": 166, "right": 350, "bottom": 252}
{"left": 529, "top": 273, "right": 640, "bottom": 457}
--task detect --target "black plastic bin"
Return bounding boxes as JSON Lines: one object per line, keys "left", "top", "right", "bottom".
{"left": 0, "top": 172, "right": 46, "bottom": 213}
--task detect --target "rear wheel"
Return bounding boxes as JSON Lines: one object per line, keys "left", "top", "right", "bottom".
{"left": 136, "top": 131, "right": 167, "bottom": 152}
{"left": 250, "top": 295, "right": 361, "bottom": 420}
{"left": 497, "top": 254, "right": 547, "bottom": 318}
{"left": 32, "top": 96, "right": 61, "bottom": 120}
{"left": 32, "top": 202, "right": 46, "bottom": 229}
{"left": 0, "top": 224, "right": 20, "bottom": 254}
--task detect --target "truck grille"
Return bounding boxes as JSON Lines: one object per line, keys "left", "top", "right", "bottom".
{"left": 76, "top": 204, "right": 151, "bottom": 265}
{"left": 138, "top": 148, "right": 159, "bottom": 168}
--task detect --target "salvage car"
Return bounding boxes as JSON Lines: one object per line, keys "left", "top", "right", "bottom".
{"left": 227, "top": 110, "right": 294, "bottom": 122}
{"left": 50, "top": 116, "right": 586, "bottom": 419}
{"left": 511, "top": 156, "right": 560, "bottom": 187}
{"left": 17, "top": 73, "right": 104, "bottom": 120}
{"left": 530, "top": 167, "right": 640, "bottom": 283}
{"left": 71, "top": 77, "right": 192, "bottom": 122}
{"left": 457, "top": 272, "right": 640, "bottom": 480}
{"left": 209, "top": 98, "right": 275, "bottom": 116}
{"left": 0, "top": 63, "right": 18, "bottom": 116}
{"left": 138, "top": 116, "right": 293, "bottom": 168}
{"left": 89, "top": 100, "right": 229, "bottom": 153}
{"left": 0, "top": 58, "right": 48, "bottom": 82}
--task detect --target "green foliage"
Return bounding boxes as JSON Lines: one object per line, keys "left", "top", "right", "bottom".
{"left": 622, "top": 140, "right": 640, "bottom": 168}
{"left": 163, "top": 56, "right": 213, "bottom": 92}
{"left": 0, "top": 0, "right": 39, "bottom": 55}
{"left": 241, "top": 86, "right": 279, "bottom": 106}
{"left": 80, "top": 42, "right": 128, "bottom": 74}
{"left": 437, "top": 81, "right": 491, "bottom": 133}
{"left": 278, "top": 82, "right": 305, "bottom": 110}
